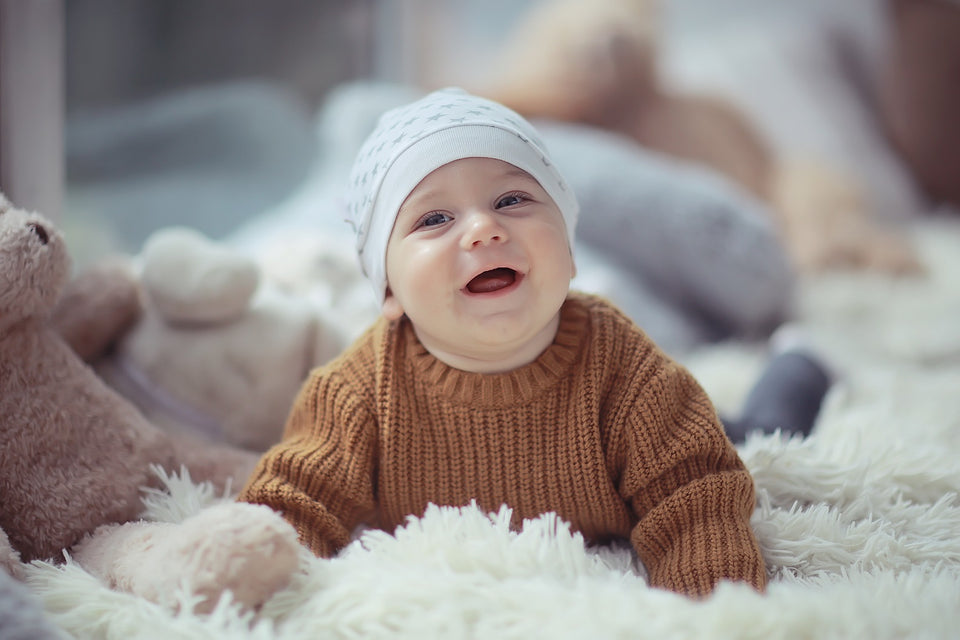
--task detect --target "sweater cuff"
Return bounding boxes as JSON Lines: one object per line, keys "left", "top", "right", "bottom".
{"left": 631, "top": 470, "right": 767, "bottom": 596}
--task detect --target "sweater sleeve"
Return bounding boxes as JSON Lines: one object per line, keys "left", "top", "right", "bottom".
{"left": 614, "top": 354, "right": 767, "bottom": 597}
{"left": 237, "top": 367, "right": 378, "bottom": 558}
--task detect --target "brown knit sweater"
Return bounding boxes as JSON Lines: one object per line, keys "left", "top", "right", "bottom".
{"left": 239, "top": 292, "right": 767, "bottom": 596}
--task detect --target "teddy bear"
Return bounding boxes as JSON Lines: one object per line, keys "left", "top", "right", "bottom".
{"left": 72, "top": 225, "right": 352, "bottom": 453}
{"left": 0, "top": 192, "right": 300, "bottom": 614}
{"left": 478, "top": 0, "right": 922, "bottom": 275}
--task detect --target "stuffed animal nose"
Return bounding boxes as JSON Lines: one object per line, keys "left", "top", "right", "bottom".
{"left": 28, "top": 222, "right": 49, "bottom": 245}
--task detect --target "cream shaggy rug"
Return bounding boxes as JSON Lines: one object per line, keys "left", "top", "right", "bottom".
{"left": 22, "top": 216, "right": 960, "bottom": 639}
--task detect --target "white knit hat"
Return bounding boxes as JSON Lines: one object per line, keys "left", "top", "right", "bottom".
{"left": 345, "top": 87, "right": 579, "bottom": 303}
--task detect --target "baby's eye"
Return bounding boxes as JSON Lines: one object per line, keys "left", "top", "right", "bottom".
{"left": 496, "top": 192, "right": 527, "bottom": 208}
{"left": 418, "top": 212, "right": 452, "bottom": 228}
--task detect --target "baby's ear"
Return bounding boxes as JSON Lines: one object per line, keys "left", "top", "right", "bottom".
{"left": 382, "top": 289, "right": 405, "bottom": 321}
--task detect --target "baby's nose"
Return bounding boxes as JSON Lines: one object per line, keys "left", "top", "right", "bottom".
{"left": 461, "top": 211, "right": 507, "bottom": 248}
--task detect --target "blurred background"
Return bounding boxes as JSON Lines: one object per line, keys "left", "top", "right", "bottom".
{"left": 1, "top": 0, "right": 957, "bottom": 267}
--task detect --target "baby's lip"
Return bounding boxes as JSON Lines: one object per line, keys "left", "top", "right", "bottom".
{"left": 462, "top": 263, "right": 526, "bottom": 295}
{"left": 465, "top": 267, "right": 517, "bottom": 294}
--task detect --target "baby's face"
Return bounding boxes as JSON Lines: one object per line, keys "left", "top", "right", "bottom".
{"left": 383, "top": 157, "right": 575, "bottom": 373}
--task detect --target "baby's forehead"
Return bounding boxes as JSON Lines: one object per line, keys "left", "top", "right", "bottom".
{"left": 497, "top": 163, "right": 538, "bottom": 182}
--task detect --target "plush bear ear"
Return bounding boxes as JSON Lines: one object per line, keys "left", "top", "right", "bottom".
{"left": 139, "top": 227, "right": 260, "bottom": 325}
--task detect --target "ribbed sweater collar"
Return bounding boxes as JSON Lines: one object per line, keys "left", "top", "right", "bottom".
{"left": 399, "top": 297, "right": 589, "bottom": 407}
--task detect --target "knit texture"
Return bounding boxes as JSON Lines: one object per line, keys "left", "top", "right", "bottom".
{"left": 239, "top": 292, "right": 766, "bottom": 596}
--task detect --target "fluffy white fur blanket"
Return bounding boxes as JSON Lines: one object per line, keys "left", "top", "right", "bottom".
{"left": 22, "top": 217, "right": 960, "bottom": 639}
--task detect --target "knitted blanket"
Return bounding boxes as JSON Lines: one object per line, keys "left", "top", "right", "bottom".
{"left": 21, "top": 217, "right": 960, "bottom": 639}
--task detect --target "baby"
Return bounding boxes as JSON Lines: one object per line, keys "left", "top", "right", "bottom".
{"left": 239, "top": 88, "right": 767, "bottom": 596}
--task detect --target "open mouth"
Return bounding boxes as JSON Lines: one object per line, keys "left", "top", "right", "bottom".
{"left": 465, "top": 267, "right": 519, "bottom": 294}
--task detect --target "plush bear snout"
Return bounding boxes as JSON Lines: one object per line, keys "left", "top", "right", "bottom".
{"left": 27, "top": 222, "right": 49, "bottom": 245}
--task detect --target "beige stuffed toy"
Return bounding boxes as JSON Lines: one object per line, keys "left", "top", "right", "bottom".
{"left": 481, "top": 0, "right": 921, "bottom": 275}
{"left": 83, "top": 226, "right": 349, "bottom": 453}
{"left": 0, "top": 193, "right": 300, "bottom": 613}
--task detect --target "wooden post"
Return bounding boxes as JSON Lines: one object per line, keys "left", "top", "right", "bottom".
{"left": 0, "top": 0, "right": 64, "bottom": 219}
